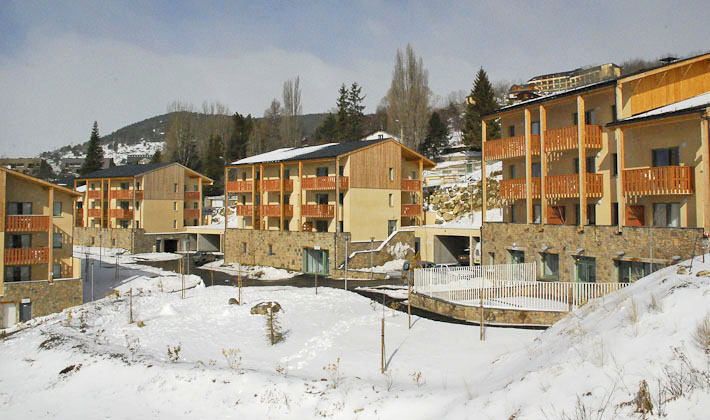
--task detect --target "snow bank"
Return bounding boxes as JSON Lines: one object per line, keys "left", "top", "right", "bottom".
{"left": 201, "top": 259, "right": 300, "bottom": 280}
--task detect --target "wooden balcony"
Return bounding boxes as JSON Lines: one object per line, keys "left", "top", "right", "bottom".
{"left": 236, "top": 205, "right": 253, "bottom": 217}
{"left": 623, "top": 166, "right": 694, "bottom": 196}
{"left": 87, "top": 190, "right": 101, "bottom": 199}
{"left": 262, "top": 179, "right": 294, "bottom": 192}
{"left": 226, "top": 180, "right": 253, "bottom": 193}
{"left": 401, "top": 179, "right": 421, "bottom": 192}
{"left": 75, "top": 216, "right": 83, "bottom": 227}
{"left": 546, "top": 173, "right": 603, "bottom": 198}
{"left": 109, "top": 209, "right": 133, "bottom": 219}
{"left": 545, "top": 125, "right": 603, "bottom": 152}
{"left": 184, "top": 191, "right": 200, "bottom": 200}
{"left": 5, "top": 215, "right": 50, "bottom": 232}
{"left": 301, "top": 176, "right": 349, "bottom": 191}
{"left": 302, "top": 204, "right": 334, "bottom": 218}
{"left": 87, "top": 209, "right": 101, "bottom": 218}
{"left": 260, "top": 204, "right": 295, "bottom": 217}
{"left": 184, "top": 209, "right": 200, "bottom": 219}
{"left": 5, "top": 247, "right": 49, "bottom": 265}
{"left": 112, "top": 190, "right": 137, "bottom": 200}
{"left": 484, "top": 135, "right": 540, "bottom": 160}
{"left": 401, "top": 204, "right": 422, "bottom": 216}
{"left": 500, "top": 178, "right": 541, "bottom": 200}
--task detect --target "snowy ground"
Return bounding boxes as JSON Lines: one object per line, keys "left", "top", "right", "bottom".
{"left": 2, "top": 255, "right": 710, "bottom": 418}
{"left": 201, "top": 259, "right": 300, "bottom": 280}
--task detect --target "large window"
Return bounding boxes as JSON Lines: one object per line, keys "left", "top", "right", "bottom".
{"left": 316, "top": 167, "right": 328, "bottom": 177}
{"left": 575, "top": 256, "right": 596, "bottom": 283}
{"left": 509, "top": 250, "right": 525, "bottom": 264}
{"left": 617, "top": 260, "right": 664, "bottom": 283}
{"left": 652, "top": 147, "right": 679, "bottom": 167}
{"left": 7, "top": 202, "right": 32, "bottom": 215}
{"left": 533, "top": 204, "right": 541, "bottom": 224}
{"left": 532, "top": 162, "right": 541, "bottom": 178}
{"left": 541, "top": 253, "right": 559, "bottom": 280}
{"left": 574, "top": 156, "right": 596, "bottom": 173}
{"left": 53, "top": 202, "right": 62, "bottom": 217}
{"left": 653, "top": 203, "right": 680, "bottom": 227}
{"left": 5, "top": 266, "right": 30, "bottom": 282}
{"left": 316, "top": 194, "right": 328, "bottom": 205}
{"left": 53, "top": 233, "right": 62, "bottom": 248}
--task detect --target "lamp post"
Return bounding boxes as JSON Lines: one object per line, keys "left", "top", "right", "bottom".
{"left": 344, "top": 233, "right": 351, "bottom": 291}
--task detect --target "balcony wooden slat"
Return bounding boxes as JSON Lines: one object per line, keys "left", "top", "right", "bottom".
{"left": 500, "top": 178, "right": 541, "bottom": 200}
{"left": 484, "top": 135, "right": 540, "bottom": 160}
{"left": 184, "top": 191, "right": 200, "bottom": 200}
{"left": 623, "top": 166, "right": 694, "bottom": 196}
{"left": 236, "top": 205, "right": 253, "bottom": 217}
{"left": 544, "top": 125, "right": 603, "bottom": 152}
{"left": 302, "top": 204, "right": 334, "bottom": 218}
{"left": 87, "top": 190, "right": 101, "bottom": 199}
{"left": 184, "top": 209, "right": 200, "bottom": 219}
{"left": 401, "top": 204, "right": 422, "bottom": 216}
{"left": 301, "top": 176, "right": 349, "bottom": 191}
{"left": 108, "top": 209, "right": 133, "bottom": 219}
{"left": 4, "top": 247, "right": 49, "bottom": 265}
{"left": 111, "top": 190, "right": 139, "bottom": 200}
{"left": 5, "top": 215, "right": 50, "bottom": 232}
{"left": 226, "top": 180, "right": 253, "bottom": 193}
{"left": 87, "top": 209, "right": 101, "bottom": 218}
{"left": 401, "top": 179, "right": 421, "bottom": 192}
{"left": 546, "top": 173, "right": 603, "bottom": 198}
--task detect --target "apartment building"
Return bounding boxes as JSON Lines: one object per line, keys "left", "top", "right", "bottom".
{"left": 481, "top": 53, "right": 710, "bottom": 284}
{"left": 224, "top": 138, "right": 434, "bottom": 273}
{"left": 0, "top": 168, "right": 82, "bottom": 328}
{"left": 0, "top": 158, "right": 51, "bottom": 178}
{"left": 73, "top": 163, "right": 212, "bottom": 253}
{"left": 61, "top": 157, "right": 114, "bottom": 176}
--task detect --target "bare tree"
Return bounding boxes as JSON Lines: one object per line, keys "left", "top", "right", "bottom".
{"left": 281, "top": 76, "right": 303, "bottom": 147}
{"left": 164, "top": 101, "right": 200, "bottom": 169}
{"left": 249, "top": 99, "right": 283, "bottom": 155}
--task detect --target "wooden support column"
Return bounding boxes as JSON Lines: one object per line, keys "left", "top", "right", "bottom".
{"left": 0, "top": 171, "right": 5, "bottom": 294}
{"left": 524, "top": 108, "right": 533, "bottom": 224}
{"left": 701, "top": 112, "right": 710, "bottom": 233}
{"left": 540, "top": 105, "right": 548, "bottom": 225}
{"left": 48, "top": 187, "right": 54, "bottom": 280}
{"left": 335, "top": 158, "right": 340, "bottom": 232}
{"left": 259, "top": 164, "right": 264, "bottom": 230}
{"left": 481, "top": 120, "right": 487, "bottom": 223}
{"left": 100, "top": 178, "right": 104, "bottom": 228}
{"left": 198, "top": 178, "right": 202, "bottom": 225}
{"left": 616, "top": 128, "right": 626, "bottom": 232}
{"left": 418, "top": 158, "right": 423, "bottom": 225}
{"left": 280, "top": 162, "right": 285, "bottom": 231}
{"left": 299, "top": 161, "right": 303, "bottom": 231}
{"left": 577, "top": 96, "right": 587, "bottom": 229}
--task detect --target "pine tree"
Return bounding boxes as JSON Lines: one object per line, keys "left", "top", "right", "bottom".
{"left": 150, "top": 149, "right": 162, "bottom": 163}
{"left": 347, "top": 82, "right": 366, "bottom": 141}
{"left": 314, "top": 114, "right": 337, "bottom": 144}
{"left": 462, "top": 68, "right": 500, "bottom": 151}
{"left": 335, "top": 84, "right": 350, "bottom": 140}
{"left": 79, "top": 121, "right": 105, "bottom": 176}
{"left": 203, "top": 134, "right": 224, "bottom": 195}
{"left": 419, "top": 112, "right": 449, "bottom": 159}
{"left": 227, "top": 112, "right": 253, "bottom": 161}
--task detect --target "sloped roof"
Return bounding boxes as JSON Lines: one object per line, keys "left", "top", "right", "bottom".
{"left": 77, "top": 162, "right": 172, "bottom": 179}
{"left": 608, "top": 92, "right": 710, "bottom": 127}
{"left": 0, "top": 167, "right": 81, "bottom": 196}
{"left": 231, "top": 139, "right": 389, "bottom": 165}
{"left": 283, "top": 139, "right": 388, "bottom": 161}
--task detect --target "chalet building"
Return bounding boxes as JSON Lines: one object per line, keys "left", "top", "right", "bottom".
{"left": 481, "top": 53, "right": 710, "bottom": 284}
{"left": 73, "top": 163, "right": 212, "bottom": 253}
{"left": 0, "top": 158, "right": 50, "bottom": 178}
{"left": 61, "top": 157, "right": 114, "bottom": 176}
{"left": 0, "top": 168, "right": 82, "bottom": 328}
{"left": 223, "top": 138, "right": 434, "bottom": 274}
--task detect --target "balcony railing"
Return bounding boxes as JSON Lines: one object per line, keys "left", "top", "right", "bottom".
{"left": 87, "top": 190, "right": 101, "bottom": 199}
{"left": 184, "top": 191, "right": 200, "bottom": 200}
{"left": 75, "top": 216, "right": 83, "bottom": 227}
{"left": 109, "top": 209, "right": 133, "bottom": 219}
{"left": 236, "top": 205, "right": 253, "bottom": 217}
{"left": 484, "top": 135, "right": 540, "bottom": 160}
{"left": 401, "top": 204, "right": 422, "bottom": 216}
{"left": 500, "top": 178, "right": 541, "bottom": 200}
{"left": 260, "top": 204, "right": 294, "bottom": 217}
{"left": 5, "top": 247, "right": 49, "bottom": 265}
{"left": 401, "top": 179, "right": 421, "bottom": 192}
{"left": 545, "top": 125, "right": 603, "bottom": 152}
{"left": 262, "top": 179, "right": 294, "bottom": 192}
{"left": 5, "top": 215, "right": 50, "bottom": 232}
{"left": 87, "top": 209, "right": 101, "bottom": 218}
{"left": 112, "top": 190, "right": 137, "bottom": 200}
{"left": 547, "top": 173, "right": 603, "bottom": 198}
{"left": 302, "top": 204, "right": 334, "bottom": 218}
{"left": 301, "top": 176, "right": 349, "bottom": 190}
{"left": 226, "top": 180, "right": 253, "bottom": 193}
{"left": 623, "top": 166, "right": 694, "bottom": 196}
{"left": 184, "top": 209, "right": 200, "bottom": 219}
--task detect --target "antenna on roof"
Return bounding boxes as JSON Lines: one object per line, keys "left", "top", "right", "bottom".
{"left": 659, "top": 56, "right": 678, "bottom": 65}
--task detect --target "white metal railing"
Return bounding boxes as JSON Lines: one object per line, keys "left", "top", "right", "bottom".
{"left": 413, "top": 264, "right": 629, "bottom": 312}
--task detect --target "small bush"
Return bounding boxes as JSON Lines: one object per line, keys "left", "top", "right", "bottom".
{"left": 693, "top": 313, "right": 710, "bottom": 354}
{"left": 411, "top": 371, "right": 424, "bottom": 387}
{"left": 167, "top": 344, "right": 181, "bottom": 362}
{"left": 323, "top": 357, "right": 341, "bottom": 389}
{"left": 222, "top": 348, "right": 242, "bottom": 371}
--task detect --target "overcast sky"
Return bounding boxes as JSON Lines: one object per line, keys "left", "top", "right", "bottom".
{"left": 1, "top": 1, "right": 709, "bottom": 157}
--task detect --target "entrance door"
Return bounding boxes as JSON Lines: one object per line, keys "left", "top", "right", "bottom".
{"left": 19, "top": 302, "right": 31, "bottom": 322}
{"left": 576, "top": 257, "right": 596, "bottom": 283}
{"left": 2, "top": 303, "right": 17, "bottom": 328}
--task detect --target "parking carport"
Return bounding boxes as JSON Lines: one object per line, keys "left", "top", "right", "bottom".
{"left": 402, "top": 225, "right": 480, "bottom": 265}
{"left": 434, "top": 235, "right": 472, "bottom": 264}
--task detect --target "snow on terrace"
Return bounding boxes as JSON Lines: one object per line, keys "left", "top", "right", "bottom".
{"left": 2, "top": 254, "right": 710, "bottom": 417}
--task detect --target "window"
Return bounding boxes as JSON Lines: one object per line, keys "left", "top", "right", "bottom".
{"left": 183, "top": 184, "right": 187, "bottom": 192}
{"left": 193, "top": 219, "right": 198, "bottom": 226}
{"left": 136, "top": 182, "right": 141, "bottom": 190}
{"left": 653, "top": 203, "right": 680, "bottom": 227}
{"left": 19, "top": 301, "right": 31, "bottom": 322}
{"left": 612, "top": 203, "right": 619, "bottom": 226}
{"left": 388, "top": 220, "right": 397, "bottom": 236}
{"left": 510, "top": 204, "right": 516, "bottom": 223}
{"left": 573, "top": 110, "right": 594, "bottom": 125}
{"left": 284, "top": 194, "right": 290, "bottom": 205}
{"left": 53, "top": 201, "right": 62, "bottom": 217}
{"left": 7, "top": 202, "right": 32, "bottom": 215}
{"left": 316, "top": 194, "right": 328, "bottom": 205}
{"left": 4, "top": 266, "right": 30, "bottom": 282}
{"left": 389, "top": 168, "right": 394, "bottom": 181}
{"left": 284, "top": 168, "right": 290, "bottom": 179}
{"left": 174, "top": 183, "right": 178, "bottom": 192}
{"left": 193, "top": 202, "right": 198, "bottom": 209}
{"left": 488, "top": 252, "right": 496, "bottom": 266}
{"left": 509, "top": 164, "right": 517, "bottom": 179}
{"left": 119, "top": 220, "right": 130, "bottom": 228}
{"left": 541, "top": 253, "right": 559, "bottom": 280}
{"left": 574, "top": 156, "right": 595, "bottom": 173}
{"left": 617, "top": 260, "right": 664, "bottom": 283}
{"left": 533, "top": 204, "right": 541, "bottom": 224}
{"left": 242, "top": 242, "right": 247, "bottom": 253}
{"left": 338, "top": 221, "right": 343, "bottom": 233}
{"left": 268, "top": 244, "right": 273, "bottom": 256}
{"left": 531, "top": 121, "right": 540, "bottom": 135}
{"left": 136, "top": 201, "right": 140, "bottom": 210}
{"left": 315, "top": 220, "right": 328, "bottom": 232}
{"left": 531, "top": 162, "right": 541, "bottom": 178}
{"left": 339, "top": 166, "right": 344, "bottom": 176}
{"left": 120, "top": 182, "right": 129, "bottom": 190}
{"left": 509, "top": 250, "right": 525, "bottom": 264}
{"left": 241, "top": 172, "right": 246, "bottom": 181}
{"left": 575, "top": 256, "right": 596, "bottom": 283}
{"left": 111, "top": 238, "right": 116, "bottom": 246}
{"left": 316, "top": 167, "right": 328, "bottom": 177}
{"left": 611, "top": 105, "right": 617, "bottom": 122}
{"left": 53, "top": 263, "right": 61, "bottom": 279}
{"left": 652, "top": 147, "right": 679, "bottom": 167}
{"left": 388, "top": 194, "right": 393, "bottom": 207}
{"left": 466, "top": 163, "right": 473, "bottom": 174}
{"left": 173, "top": 202, "right": 177, "bottom": 211}
{"left": 90, "top": 183, "right": 96, "bottom": 191}
{"left": 120, "top": 201, "right": 130, "bottom": 210}
{"left": 508, "top": 125, "right": 515, "bottom": 137}
{"left": 575, "top": 204, "right": 596, "bottom": 225}
{"left": 194, "top": 185, "right": 198, "bottom": 191}
{"left": 173, "top": 220, "right": 177, "bottom": 229}
{"left": 612, "top": 153, "right": 618, "bottom": 177}
{"left": 339, "top": 192, "right": 344, "bottom": 205}
{"left": 53, "top": 233, "right": 62, "bottom": 248}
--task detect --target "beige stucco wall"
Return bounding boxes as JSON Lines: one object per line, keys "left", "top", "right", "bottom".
{"left": 346, "top": 188, "right": 401, "bottom": 241}
{"left": 142, "top": 199, "right": 183, "bottom": 233}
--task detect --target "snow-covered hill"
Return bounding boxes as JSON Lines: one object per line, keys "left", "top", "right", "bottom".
{"left": 2, "top": 248, "right": 709, "bottom": 419}
{"left": 46, "top": 140, "right": 164, "bottom": 172}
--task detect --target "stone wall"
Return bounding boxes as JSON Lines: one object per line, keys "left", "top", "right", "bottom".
{"left": 482, "top": 222, "right": 701, "bottom": 283}
{"left": 410, "top": 292, "right": 565, "bottom": 327}
{"left": 330, "top": 269, "right": 390, "bottom": 280}
{"left": 346, "top": 231, "right": 416, "bottom": 269}
{"left": 0, "top": 278, "right": 82, "bottom": 326}
{"left": 74, "top": 227, "right": 158, "bottom": 253}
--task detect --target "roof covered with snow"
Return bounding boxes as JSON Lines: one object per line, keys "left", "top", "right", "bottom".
{"left": 231, "top": 138, "right": 392, "bottom": 165}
